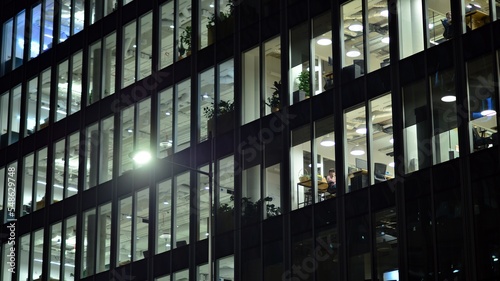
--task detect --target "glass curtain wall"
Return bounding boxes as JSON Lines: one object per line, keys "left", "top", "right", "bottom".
{"left": 217, "top": 155, "right": 235, "bottom": 233}
{"left": 198, "top": 165, "right": 210, "bottom": 240}
{"left": 138, "top": 12, "right": 153, "bottom": 81}
{"left": 122, "top": 20, "right": 137, "bottom": 89}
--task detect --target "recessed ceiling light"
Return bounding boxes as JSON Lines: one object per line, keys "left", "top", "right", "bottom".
{"left": 317, "top": 38, "right": 332, "bottom": 46}
{"left": 348, "top": 21, "right": 363, "bottom": 32}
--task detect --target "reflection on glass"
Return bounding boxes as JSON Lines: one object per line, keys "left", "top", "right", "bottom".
{"left": 403, "top": 80, "right": 431, "bottom": 173}
{"left": 63, "top": 216, "right": 77, "bottom": 280}
{"left": 177, "top": 0, "right": 192, "bottom": 60}
{"left": 1, "top": 19, "right": 13, "bottom": 75}
{"left": 374, "top": 208, "right": 398, "bottom": 280}
{"left": 26, "top": 77, "right": 38, "bottom": 136}
{"left": 138, "top": 12, "right": 153, "bottom": 80}
{"left": 315, "top": 116, "right": 336, "bottom": 197}
{"left": 70, "top": 51, "right": 83, "bottom": 115}
{"left": 367, "top": 0, "right": 390, "bottom": 71}
{"left": 21, "top": 154, "right": 34, "bottom": 216}
{"left": 56, "top": 60, "right": 69, "bottom": 121}
{"left": 198, "top": 165, "right": 210, "bottom": 240}
{"left": 35, "top": 148, "right": 47, "bottom": 211}
{"left": 14, "top": 11, "right": 25, "bottom": 68}
{"left": 347, "top": 215, "right": 371, "bottom": 281}
{"left": 39, "top": 69, "right": 51, "bottom": 129}
{"left": 30, "top": 4, "right": 42, "bottom": 59}
{"left": 85, "top": 123, "right": 99, "bottom": 189}
{"left": 99, "top": 116, "right": 114, "bottom": 184}
{"left": 96, "top": 203, "right": 111, "bottom": 273}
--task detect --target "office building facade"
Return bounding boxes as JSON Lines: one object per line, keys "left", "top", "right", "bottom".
{"left": 1, "top": 0, "right": 500, "bottom": 280}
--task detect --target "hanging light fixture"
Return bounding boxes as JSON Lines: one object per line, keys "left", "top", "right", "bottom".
{"left": 355, "top": 124, "right": 367, "bottom": 134}
{"left": 320, "top": 134, "right": 335, "bottom": 147}
{"left": 350, "top": 144, "right": 365, "bottom": 156}
{"left": 317, "top": 37, "right": 332, "bottom": 46}
{"left": 346, "top": 46, "right": 361, "bottom": 58}
{"left": 348, "top": 20, "right": 363, "bottom": 32}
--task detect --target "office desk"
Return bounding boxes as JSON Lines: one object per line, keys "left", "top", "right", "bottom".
{"left": 466, "top": 10, "right": 490, "bottom": 30}
{"left": 297, "top": 179, "right": 329, "bottom": 207}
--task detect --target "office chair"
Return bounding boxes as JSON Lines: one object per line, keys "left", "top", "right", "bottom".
{"left": 374, "top": 163, "right": 387, "bottom": 184}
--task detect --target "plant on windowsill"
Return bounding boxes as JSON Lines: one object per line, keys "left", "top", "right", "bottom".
{"left": 265, "top": 81, "right": 281, "bottom": 112}
{"left": 179, "top": 26, "right": 192, "bottom": 58}
{"left": 204, "top": 99, "right": 235, "bottom": 136}
{"left": 206, "top": 0, "right": 235, "bottom": 44}
{"left": 298, "top": 70, "right": 310, "bottom": 97}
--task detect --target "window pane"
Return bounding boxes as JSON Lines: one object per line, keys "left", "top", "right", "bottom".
{"left": 399, "top": 0, "right": 424, "bottom": 59}
{"left": 345, "top": 106, "right": 368, "bottom": 192}
{"left": 10, "top": 86, "right": 21, "bottom": 143}
{"left": 135, "top": 188, "right": 149, "bottom": 261}
{"left": 17, "top": 233, "right": 30, "bottom": 281}
{"left": 431, "top": 68, "right": 459, "bottom": 164}
{"left": 14, "top": 11, "right": 26, "bottom": 69}
{"left": 347, "top": 215, "right": 371, "bottom": 281}
{"left": 200, "top": 68, "right": 214, "bottom": 141}
{"left": 175, "top": 172, "right": 190, "bottom": 248}
{"left": 122, "top": 20, "right": 137, "bottom": 88}
{"left": 103, "top": 32, "right": 116, "bottom": 98}
{"left": 118, "top": 196, "right": 132, "bottom": 266}
{"left": 70, "top": 51, "right": 83, "bottom": 114}
{"left": 32, "top": 229, "right": 44, "bottom": 280}
{"left": 264, "top": 36, "right": 281, "bottom": 115}
{"left": 49, "top": 222, "right": 63, "bottom": 280}
{"left": 96, "top": 203, "right": 111, "bottom": 273}
{"left": 312, "top": 12, "right": 334, "bottom": 93}
{"left": 67, "top": 132, "right": 79, "bottom": 198}
{"left": 403, "top": 80, "right": 431, "bottom": 173}
{"left": 291, "top": 125, "right": 312, "bottom": 209}
{"left": 367, "top": 1, "right": 390, "bottom": 71}
{"left": 39, "top": 69, "right": 51, "bottom": 129}
{"left": 56, "top": 60, "right": 69, "bottom": 121}
{"left": 242, "top": 47, "right": 260, "bottom": 124}
{"left": 63, "top": 216, "right": 77, "bottom": 280}
{"left": 88, "top": 40, "right": 101, "bottom": 105}
{"left": 138, "top": 13, "right": 152, "bottom": 80}
{"left": 157, "top": 179, "right": 172, "bottom": 254}
{"left": 1, "top": 19, "right": 13, "bottom": 75}
{"left": 99, "top": 116, "right": 114, "bottom": 184}
{"left": 467, "top": 54, "right": 497, "bottom": 152}
{"left": 43, "top": 0, "right": 54, "bottom": 52}
{"left": 120, "top": 106, "right": 134, "bottom": 175}
{"left": 81, "top": 209, "right": 96, "bottom": 278}
{"left": 370, "top": 94, "right": 394, "bottom": 183}
{"left": 30, "top": 4, "right": 42, "bottom": 59}
{"left": 159, "top": 1, "right": 174, "bottom": 69}
{"left": 52, "top": 138, "right": 66, "bottom": 203}
{"left": 198, "top": 165, "right": 210, "bottom": 240}
{"left": 217, "top": 156, "right": 234, "bottom": 233}
{"left": 315, "top": 116, "right": 336, "bottom": 197}
{"left": 21, "top": 154, "right": 34, "bottom": 216}
{"left": 59, "top": 0, "right": 71, "bottom": 42}
{"left": 85, "top": 123, "right": 99, "bottom": 189}
{"left": 26, "top": 77, "right": 38, "bottom": 136}
{"left": 177, "top": 0, "right": 192, "bottom": 60}
{"left": 35, "top": 148, "right": 47, "bottom": 211}
{"left": 290, "top": 22, "right": 311, "bottom": 104}
{"left": 158, "top": 88, "right": 173, "bottom": 158}
{"left": 175, "top": 79, "right": 191, "bottom": 152}
{"left": 0, "top": 92, "right": 9, "bottom": 148}
{"left": 374, "top": 208, "right": 398, "bottom": 280}
{"left": 342, "top": 0, "right": 365, "bottom": 79}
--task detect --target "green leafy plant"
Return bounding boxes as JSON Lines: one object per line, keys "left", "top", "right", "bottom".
{"left": 297, "top": 70, "right": 310, "bottom": 96}
{"left": 266, "top": 81, "right": 281, "bottom": 109}
{"left": 206, "top": 0, "right": 234, "bottom": 29}
{"left": 203, "top": 100, "right": 235, "bottom": 119}
{"left": 179, "top": 26, "right": 192, "bottom": 54}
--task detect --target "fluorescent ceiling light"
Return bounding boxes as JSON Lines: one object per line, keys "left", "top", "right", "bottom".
{"left": 348, "top": 21, "right": 363, "bottom": 32}
{"left": 381, "top": 36, "right": 390, "bottom": 44}
{"left": 441, "top": 95, "right": 456, "bottom": 102}
{"left": 389, "top": 162, "right": 395, "bottom": 168}
{"left": 428, "top": 23, "right": 434, "bottom": 29}
{"left": 380, "top": 9, "right": 389, "bottom": 17}
{"left": 317, "top": 38, "right": 332, "bottom": 46}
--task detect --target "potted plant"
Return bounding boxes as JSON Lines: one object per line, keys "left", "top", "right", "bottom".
{"left": 293, "top": 70, "right": 310, "bottom": 102}
{"left": 179, "top": 26, "right": 192, "bottom": 58}
{"left": 206, "top": 0, "right": 235, "bottom": 44}
{"left": 203, "top": 99, "right": 235, "bottom": 136}
{"left": 266, "top": 81, "right": 281, "bottom": 112}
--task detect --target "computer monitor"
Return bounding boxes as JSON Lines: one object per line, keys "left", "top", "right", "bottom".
{"left": 374, "top": 163, "right": 387, "bottom": 176}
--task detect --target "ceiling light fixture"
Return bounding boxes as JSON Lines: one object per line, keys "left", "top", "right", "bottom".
{"left": 320, "top": 134, "right": 335, "bottom": 147}
{"left": 381, "top": 36, "right": 390, "bottom": 44}
{"left": 131, "top": 150, "right": 152, "bottom": 164}
{"left": 350, "top": 145, "right": 365, "bottom": 156}
{"left": 348, "top": 20, "right": 363, "bottom": 32}
{"left": 441, "top": 95, "right": 456, "bottom": 102}
{"left": 346, "top": 46, "right": 361, "bottom": 58}
{"left": 380, "top": 9, "right": 389, "bottom": 17}
{"left": 355, "top": 124, "right": 367, "bottom": 134}
{"left": 317, "top": 38, "right": 332, "bottom": 46}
